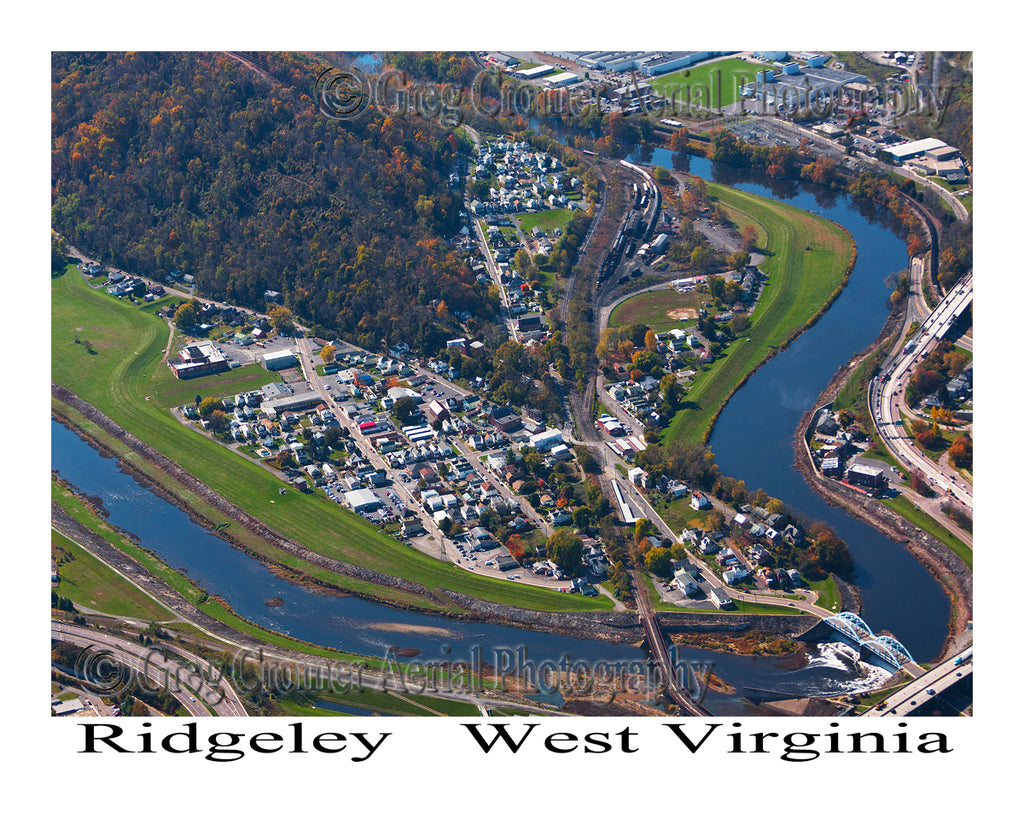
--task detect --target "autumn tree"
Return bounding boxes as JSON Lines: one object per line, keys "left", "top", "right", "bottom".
{"left": 740, "top": 225, "right": 758, "bottom": 252}
{"left": 173, "top": 301, "right": 198, "bottom": 330}
{"left": 644, "top": 546, "right": 673, "bottom": 578}
{"left": 197, "top": 397, "right": 223, "bottom": 417}
{"left": 319, "top": 343, "right": 336, "bottom": 364}
{"left": 727, "top": 250, "right": 751, "bottom": 271}
{"left": 948, "top": 433, "right": 972, "bottom": 470}
{"left": 208, "top": 410, "right": 228, "bottom": 433}
{"left": 268, "top": 305, "right": 295, "bottom": 335}
{"left": 507, "top": 534, "right": 525, "bottom": 563}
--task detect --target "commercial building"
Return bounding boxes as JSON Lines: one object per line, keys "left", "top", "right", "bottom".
{"left": 884, "top": 137, "right": 950, "bottom": 162}
{"left": 262, "top": 349, "right": 298, "bottom": 370}
{"left": 168, "top": 343, "right": 229, "bottom": 380}
{"left": 259, "top": 390, "right": 321, "bottom": 418}
{"left": 528, "top": 428, "right": 563, "bottom": 452}
{"left": 344, "top": 489, "right": 382, "bottom": 513}
{"left": 545, "top": 71, "right": 579, "bottom": 88}
{"left": 515, "top": 64, "right": 554, "bottom": 80}
{"left": 846, "top": 463, "right": 886, "bottom": 489}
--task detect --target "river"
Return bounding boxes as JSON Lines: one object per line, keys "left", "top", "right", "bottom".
{"left": 49, "top": 116, "right": 951, "bottom": 712}
{"left": 633, "top": 144, "right": 951, "bottom": 661}
{"left": 51, "top": 418, "right": 892, "bottom": 713}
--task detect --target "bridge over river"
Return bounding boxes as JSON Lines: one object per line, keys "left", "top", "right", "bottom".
{"left": 798, "top": 612, "right": 922, "bottom": 676}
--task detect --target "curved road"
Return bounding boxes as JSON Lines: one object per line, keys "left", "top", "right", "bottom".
{"left": 870, "top": 272, "right": 974, "bottom": 528}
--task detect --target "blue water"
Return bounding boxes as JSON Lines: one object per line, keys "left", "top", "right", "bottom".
{"left": 51, "top": 419, "right": 888, "bottom": 711}
{"left": 636, "top": 145, "right": 951, "bottom": 661}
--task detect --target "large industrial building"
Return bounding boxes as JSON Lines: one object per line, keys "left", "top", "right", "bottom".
{"left": 740, "top": 59, "right": 868, "bottom": 108}
{"left": 548, "top": 51, "right": 727, "bottom": 76}
{"left": 884, "top": 138, "right": 968, "bottom": 181}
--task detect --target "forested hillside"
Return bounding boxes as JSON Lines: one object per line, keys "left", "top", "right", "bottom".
{"left": 52, "top": 51, "right": 487, "bottom": 352}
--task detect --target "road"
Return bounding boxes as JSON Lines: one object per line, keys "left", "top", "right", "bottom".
{"left": 862, "top": 645, "right": 973, "bottom": 717}
{"left": 52, "top": 621, "right": 248, "bottom": 716}
{"left": 870, "top": 272, "right": 974, "bottom": 524}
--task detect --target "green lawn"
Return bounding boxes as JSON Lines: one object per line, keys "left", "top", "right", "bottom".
{"left": 661, "top": 183, "right": 855, "bottom": 446}
{"left": 833, "top": 345, "right": 888, "bottom": 417}
{"left": 52, "top": 527, "right": 180, "bottom": 622}
{"left": 51, "top": 268, "right": 612, "bottom": 614}
{"left": 517, "top": 208, "right": 574, "bottom": 234}
{"left": 882, "top": 493, "right": 972, "bottom": 570}
{"left": 649, "top": 57, "right": 772, "bottom": 110}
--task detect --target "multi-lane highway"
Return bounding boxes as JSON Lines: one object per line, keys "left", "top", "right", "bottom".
{"left": 862, "top": 646, "right": 973, "bottom": 717}
{"left": 870, "top": 272, "right": 973, "bottom": 515}
{"left": 52, "top": 622, "right": 248, "bottom": 717}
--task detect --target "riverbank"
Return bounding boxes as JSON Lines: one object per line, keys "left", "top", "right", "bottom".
{"left": 52, "top": 396, "right": 820, "bottom": 662}
{"left": 791, "top": 300, "right": 973, "bottom": 661}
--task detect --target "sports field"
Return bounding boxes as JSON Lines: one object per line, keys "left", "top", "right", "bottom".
{"left": 517, "top": 208, "right": 574, "bottom": 234}
{"left": 649, "top": 57, "right": 771, "bottom": 110}
{"left": 608, "top": 288, "right": 700, "bottom": 334}
{"left": 660, "top": 182, "right": 855, "bottom": 446}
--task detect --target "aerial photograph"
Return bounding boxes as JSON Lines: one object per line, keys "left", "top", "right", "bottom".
{"left": 50, "top": 48, "right": 975, "bottom": 733}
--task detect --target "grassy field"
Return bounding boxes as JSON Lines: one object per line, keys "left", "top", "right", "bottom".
{"left": 517, "top": 208, "right": 574, "bottom": 234}
{"left": 51, "top": 268, "right": 612, "bottom": 614}
{"left": 52, "top": 528, "right": 180, "bottom": 622}
{"left": 649, "top": 57, "right": 771, "bottom": 110}
{"left": 279, "top": 689, "right": 484, "bottom": 717}
{"left": 608, "top": 288, "right": 700, "bottom": 334}
{"left": 660, "top": 183, "right": 855, "bottom": 446}
{"left": 832, "top": 345, "right": 888, "bottom": 418}
{"left": 882, "top": 493, "right": 972, "bottom": 570}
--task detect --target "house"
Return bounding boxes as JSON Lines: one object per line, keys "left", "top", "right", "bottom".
{"left": 723, "top": 567, "right": 749, "bottom": 585}
{"left": 690, "top": 492, "right": 710, "bottom": 511}
{"left": 673, "top": 566, "right": 701, "bottom": 597}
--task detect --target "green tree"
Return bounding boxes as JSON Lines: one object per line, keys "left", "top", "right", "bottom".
{"left": 393, "top": 396, "right": 418, "bottom": 425}
{"left": 572, "top": 506, "right": 592, "bottom": 531}
{"left": 547, "top": 529, "right": 584, "bottom": 576}
{"left": 51, "top": 233, "right": 69, "bottom": 272}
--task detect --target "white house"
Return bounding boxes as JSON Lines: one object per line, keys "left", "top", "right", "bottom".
{"left": 723, "top": 567, "right": 749, "bottom": 585}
